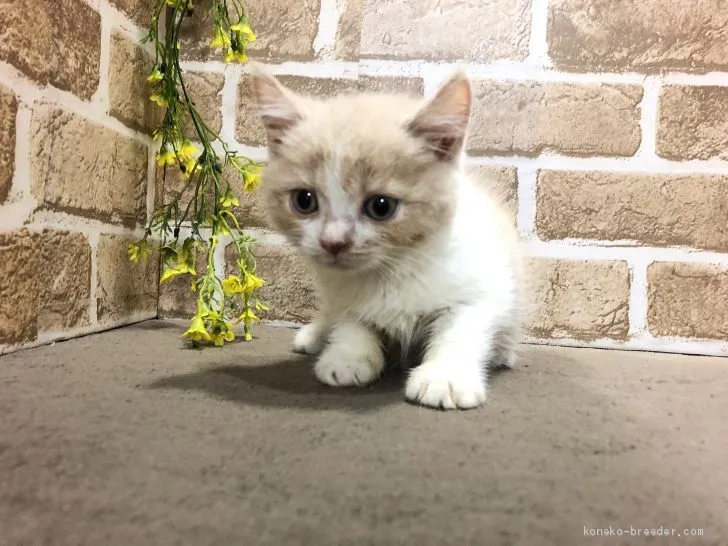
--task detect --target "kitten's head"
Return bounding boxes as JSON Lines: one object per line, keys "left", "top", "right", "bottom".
{"left": 250, "top": 66, "right": 472, "bottom": 273}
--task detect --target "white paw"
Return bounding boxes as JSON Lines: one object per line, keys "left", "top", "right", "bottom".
{"left": 405, "top": 363, "right": 486, "bottom": 410}
{"left": 314, "top": 324, "right": 384, "bottom": 387}
{"left": 293, "top": 323, "right": 326, "bottom": 355}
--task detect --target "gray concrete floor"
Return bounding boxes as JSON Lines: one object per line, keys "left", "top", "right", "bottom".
{"left": 1, "top": 320, "right": 727, "bottom": 545}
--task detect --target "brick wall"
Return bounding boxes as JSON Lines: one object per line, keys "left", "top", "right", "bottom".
{"left": 162, "top": 0, "right": 728, "bottom": 357}
{"left": 0, "top": 0, "right": 158, "bottom": 354}
{"left": 3, "top": 1, "right": 728, "bottom": 358}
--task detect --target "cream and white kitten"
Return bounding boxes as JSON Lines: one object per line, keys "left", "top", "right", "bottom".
{"left": 250, "top": 66, "right": 523, "bottom": 410}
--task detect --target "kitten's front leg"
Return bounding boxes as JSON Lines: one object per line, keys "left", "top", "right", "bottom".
{"left": 293, "top": 318, "right": 331, "bottom": 356}
{"left": 405, "top": 305, "right": 500, "bottom": 410}
{"left": 314, "top": 322, "right": 385, "bottom": 387}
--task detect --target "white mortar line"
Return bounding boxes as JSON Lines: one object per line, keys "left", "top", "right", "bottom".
{"left": 94, "top": 1, "right": 112, "bottom": 110}
{"left": 0, "top": 102, "right": 36, "bottom": 232}
{"left": 634, "top": 76, "right": 660, "bottom": 159}
{"left": 523, "top": 335, "right": 728, "bottom": 358}
{"left": 264, "top": 61, "right": 360, "bottom": 79}
{"left": 220, "top": 66, "right": 242, "bottom": 145}
{"left": 102, "top": 0, "right": 149, "bottom": 40}
{"left": 527, "top": 0, "right": 551, "bottom": 68}
{"left": 245, "top": 228, "right": 288, "bottom": 246}
{"left": 464, "top": 153, "right": 728, "bottom": 175}
{"left": 527, "top": 240, "right": 728, "bottom": 265}
{"left": 214, "top": 233, "right": 231, "bottom": 276}
{"left": 227, "top": 141, "right": 268, "bottom": 162}
{"left": 0, "top": 62, "right": 151, "bottom": 146}
{"left": 663, "top": 72, "right": 728, "bottom": 86}
{"left": 27, "top": 210, "right": 148, "bottom": 238}
{"left": 627, "top": 257, "right": 650, "bottom": 339}
{"left": 145, "top": 143, "right": 157, "bottom": 223}
{"left": 515, "top": 167, "right": 538, "bottom": 241}
{"left": 185, "top": 58, "right": 728, "bottom": 86}
{"left": 207, "top": 144, "right": 728, "bottom": 175}
{"left": 312, "top": 0, "right": 341, "bottom": 60}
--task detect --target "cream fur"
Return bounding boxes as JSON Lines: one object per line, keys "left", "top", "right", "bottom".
{"left": 250, "top": 65, "right": 523, "bottom": 410}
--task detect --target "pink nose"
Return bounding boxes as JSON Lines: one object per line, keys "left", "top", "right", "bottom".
{"left": 319, "top": 237, "right": 352, "bottom": 256}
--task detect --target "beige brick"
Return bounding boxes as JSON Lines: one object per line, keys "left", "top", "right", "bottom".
{"left": 548, "top": 0, "right": 728, "bottom": 73}
{"left": 31, "top": 104, "right": 148, "bottom": 225}
{"left": 109, "top": 31, "right": 159, "bottom": 133}
{"left": 0, "top": 0, "right": 100, "bottom": 100}
{"left": 467, "top": 165, "right": 518, "bottom": 222}
{"left": 159, "top": 245, "right": 207, "bottom": 319}
{"left": 656, "top": 87, "right": 728, "bottom": 161}
{"left": 360, "top": 0, "right": 530, "bottom": 62}
{"left": 237, "top": 75, "right": 357, "bottom": 146}
{"left": 96, "top": 234, "right": 158, "bottom": 324}
{"left": 0, "top": 229, "right": 40, "bottom": 345}
{"left": 180, "top": 0, "right": 321, "bottom": 62}
{"left": 39, "top": 230, "right": 91, "bottom": 331}
{"left": 469, "top": 81, "right": 643, "bottom": 157}
{"left": 108, "top": 0, "right": 156, "bottom": 28}
{"left": 0, "top": 84, "right": 16, "bottom": 204}
{"left": 180, "top": 71, "right": 224, "bottom": 139}
{"left": 648, "top": 262, "right": 728, "bottom": 339}
{"left": 358, "top": 76, "right": 424, "bottom": 96}
{"left": 525, "top": 258, "right": 630, "bottom": 341}
{"left": 536, "top": 171, "right": 728, "bottom": 252}
{"left": 225, "top": 242, "right": 317, "bottom": 323}
{"left": 335, "top": 0, "right": 363, "bottom": 60}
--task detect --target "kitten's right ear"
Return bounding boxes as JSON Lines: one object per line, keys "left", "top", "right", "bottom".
{"left": 249, "top": 63, "right": 302, "bottom": 152}
{"left": 407, "top": 68, "right": 471, "bottom": 161}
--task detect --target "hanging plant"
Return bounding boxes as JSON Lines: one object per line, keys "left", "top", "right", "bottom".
{"left": 129, "top": 0, "right": 267, "bottom": 345}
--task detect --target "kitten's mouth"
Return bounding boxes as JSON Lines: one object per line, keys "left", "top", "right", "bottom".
{"left": 317, "top": 253, "right": 364, "bottom": 271}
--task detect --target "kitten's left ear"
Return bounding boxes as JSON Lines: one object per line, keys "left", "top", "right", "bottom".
{"left": 407, "top": 69, "right": 471, "bottom": 161}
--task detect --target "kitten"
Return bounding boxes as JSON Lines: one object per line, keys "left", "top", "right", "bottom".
{"left": 249, "top": 65, "right": 523, "bottom": 410}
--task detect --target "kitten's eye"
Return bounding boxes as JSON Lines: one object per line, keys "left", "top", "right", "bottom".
{"left": 363, "top": 195, "right": 398, "bottom": 221}
{"left": 291, "top": 189, "right": 318, "bottom": 215}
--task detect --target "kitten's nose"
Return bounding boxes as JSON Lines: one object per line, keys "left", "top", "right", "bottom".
{"left": 319, "top": 236, "right": 352, "bottom": 256}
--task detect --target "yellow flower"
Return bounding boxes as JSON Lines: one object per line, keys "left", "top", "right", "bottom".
{"left": 149, "top": 93, "right": 167, "bottom": 107}
{"left": 224, "top": 49, "right": 248, "bottom": 64}
{"left": 156, "top": 148, "right": 176, "bottom": 166}
{"left": 181, "top": 158, "right": 200, "bottom": 178}
{"left": 211, "top": 322, "right": 235, "bottom": 346}
{"left": 230, "top": 19, "right": 256, "bottom": 43}
{"left": 236, "top": 307, "right": 260, "bottom": 326}
{"left": 146, "top": 67, "right": 164, "bottom": 84}
{"left": 160, "top": 261, "right": 196, "bottom": 283}
{"left": 183, "top": 315, "right": 211, "bottom": 343}
{"left": 210, "top": 28, "right": 231, "bottom": 49}
{"left": 221, "top": 275, "right": 245, "bottom": 296}
{"left": 254, "top": 300, "right": 270, "bottom": 311}
{"left": 128, "top": 241, "right": 151, "bottom": 263}
{"left": 177, "top": 141, "right": 200, "bottom": 163}
{"left": 243, "top": 272, "right": 264, "bottom": 294}
{"left": 243, "top": 169, "right": 261, "bottom": 192}
{"left": 219, "top": 188, "right": 239, "bottom": 208}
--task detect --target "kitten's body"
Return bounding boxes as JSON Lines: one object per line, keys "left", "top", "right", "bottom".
{"left": 250, "top": 67, "right": 523, "bottom": 409}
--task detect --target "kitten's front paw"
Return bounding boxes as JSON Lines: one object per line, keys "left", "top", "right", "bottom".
{"left": 293, "top": 324, "right": 326, "bottom": 355}
{"left": 314, "top": 325, "right": 384, "bottom": 387}
{"left": 405, "top": 363, "right": 486, "bottom": 410}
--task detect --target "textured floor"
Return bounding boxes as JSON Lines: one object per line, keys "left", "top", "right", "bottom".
{"left": 1, "top": 320, "right": 727, "bottom": 545}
